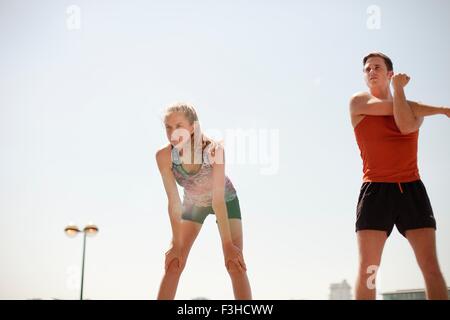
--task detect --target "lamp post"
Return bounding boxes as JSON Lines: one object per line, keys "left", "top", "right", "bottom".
{"left": 64, "top": 223, "right": 99, "bottom": 300}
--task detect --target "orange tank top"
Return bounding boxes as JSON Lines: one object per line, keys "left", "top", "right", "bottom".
{"left": 354, "top": 116, "right": 420, "bottom": 183}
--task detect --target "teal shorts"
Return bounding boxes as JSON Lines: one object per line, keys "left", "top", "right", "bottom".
{"left": 181, "top": 196, "right": 242, "bottom": 224}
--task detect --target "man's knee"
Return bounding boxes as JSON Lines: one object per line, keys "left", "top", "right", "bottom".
{"left": 356, "top": 263, "right": 379, "bottom": 291}
{"left": 419, "top": 259, "right": 442, "bottom": 279}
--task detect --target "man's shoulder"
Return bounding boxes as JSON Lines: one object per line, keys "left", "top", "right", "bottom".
{"left": 350, "top": 91, "right": 371, "bottom": 102}
{"left": 349, "top": 92, "right": 374, "bottom": 113}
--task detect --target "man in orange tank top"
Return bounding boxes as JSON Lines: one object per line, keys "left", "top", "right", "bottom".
{"left": 349, "top": 52, "right": 450, "bottom": 300}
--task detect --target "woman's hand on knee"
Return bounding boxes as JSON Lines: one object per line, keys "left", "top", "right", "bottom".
{"left": 164, "top": 244, "right": 185, "bottom": 272}
{"left": 223, "top": 243, "right": 247, "bottom": 273}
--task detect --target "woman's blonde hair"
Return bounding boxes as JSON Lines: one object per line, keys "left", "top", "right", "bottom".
{"left": 164, "top": 102, "right": 199, "bottom": 125}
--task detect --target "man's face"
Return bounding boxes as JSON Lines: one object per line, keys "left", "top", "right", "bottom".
{"left": 363, "top": 56, "right": 393, "bottom": 89}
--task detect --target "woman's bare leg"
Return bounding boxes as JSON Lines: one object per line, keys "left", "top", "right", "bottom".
{"left": 157, "top": 220, "right": 202, "bottom": 300}
{"left": 225, "top": 219, "right": 252, "bottom": 300}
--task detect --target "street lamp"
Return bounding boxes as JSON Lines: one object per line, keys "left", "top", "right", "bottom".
{"left": 64, "top": 223, "right": 99, "bottom": 300}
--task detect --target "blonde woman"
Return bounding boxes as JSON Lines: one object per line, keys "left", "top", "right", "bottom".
{"left": 156, "top": 102, "right": 252, "bottom": 300}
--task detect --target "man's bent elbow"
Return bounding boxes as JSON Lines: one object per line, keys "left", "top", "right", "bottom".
{"left": 398, "top": 125, "right": 419, "bottom": 135}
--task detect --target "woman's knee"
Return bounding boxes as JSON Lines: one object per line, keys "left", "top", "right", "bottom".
{"left": 226, "top": 260, "right": 246, "bottom": 276}
{"left": 166, "top": 257, "right": 186, "bottom": 276}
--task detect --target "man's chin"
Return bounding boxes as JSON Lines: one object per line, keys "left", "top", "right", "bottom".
{"left": 367, "top": 81, "right": 385, "bottom": 89}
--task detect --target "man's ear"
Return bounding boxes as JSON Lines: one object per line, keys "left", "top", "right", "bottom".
{"left": 387, "top": 70, "right": 394, "bottom": 80}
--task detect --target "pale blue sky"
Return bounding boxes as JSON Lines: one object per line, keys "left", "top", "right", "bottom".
{"left": 1, "top": 0, "right": 449, "bottom": 299}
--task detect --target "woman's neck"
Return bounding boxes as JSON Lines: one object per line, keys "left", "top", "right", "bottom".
{"left": 179, "top": 135, "right": 203, "bottom": 165}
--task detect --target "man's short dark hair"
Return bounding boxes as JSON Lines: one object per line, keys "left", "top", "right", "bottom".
{"left": 363, "top": 52, "right": 393, "bottom": 71}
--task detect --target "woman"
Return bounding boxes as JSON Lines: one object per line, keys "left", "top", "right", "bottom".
{"left": 156, "top": 102, "right": 252, "bottom": 299}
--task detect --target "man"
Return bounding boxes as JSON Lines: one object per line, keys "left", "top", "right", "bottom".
{"left": 349, "top": 52, "right": 450, "bottom": 300}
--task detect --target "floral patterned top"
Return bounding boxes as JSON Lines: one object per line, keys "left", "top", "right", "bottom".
{"left": 171, "top": 145, "right": 237, "bottom": 207}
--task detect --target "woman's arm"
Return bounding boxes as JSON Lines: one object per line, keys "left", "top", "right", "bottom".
{"left": 211, "top": 145, "right": 233, "bottom": 246}
{"left": 211, "top": 145, "right": 246, "bottom": 272}
{"left": 156, "top": 146, "right": 183, "bottom": 245}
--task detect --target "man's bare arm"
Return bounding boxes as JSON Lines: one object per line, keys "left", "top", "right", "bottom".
{"left": 409, "top": 101, "right": 450, "bottom": 118}
{"left": 392, "top": 74, "right": 424, "bottom": 134}
{"left": 349, "top": 92, "right": 393, "bottom": 116}
{"left": 350, "top": 92, "right": 449, "bottom": 118}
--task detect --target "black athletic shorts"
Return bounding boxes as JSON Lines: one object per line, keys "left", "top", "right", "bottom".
{"left": 355, "top": 180, "right": 436, "bottom": 237}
